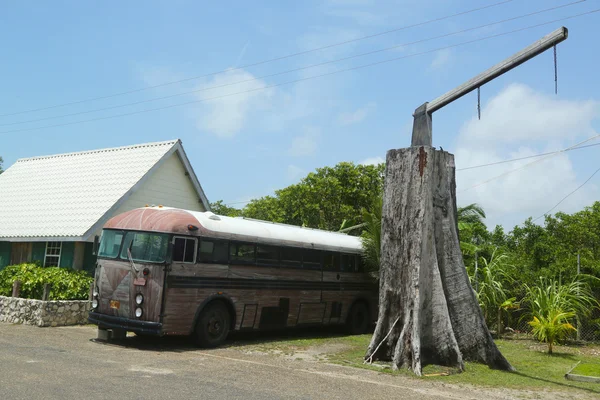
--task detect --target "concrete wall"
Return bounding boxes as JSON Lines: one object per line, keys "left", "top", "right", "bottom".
{"left": 0, "top": 295, "right": 90, "bottom": 327}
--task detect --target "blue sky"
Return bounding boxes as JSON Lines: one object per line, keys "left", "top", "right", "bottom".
{"left": 1, "top": 0, "right": 599, "bottom": 229}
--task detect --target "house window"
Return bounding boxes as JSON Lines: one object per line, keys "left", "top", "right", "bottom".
{"left": 44, "top": 242, "right": 62, "bottom": 267}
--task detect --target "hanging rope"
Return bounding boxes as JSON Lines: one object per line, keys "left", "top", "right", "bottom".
{"left": 477, "top": 87, "right": 481, "bottom": 120}
{"left": 554, "top": 44, "right": 558, "bottom": 94}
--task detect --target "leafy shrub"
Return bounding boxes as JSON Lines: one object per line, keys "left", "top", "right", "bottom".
{"left": 0, "top": 263, "right": 93, "bottom": 300}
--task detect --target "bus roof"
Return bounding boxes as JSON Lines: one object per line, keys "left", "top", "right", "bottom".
{"left": 104, "top": 206, "right": 363, "bottom": 254}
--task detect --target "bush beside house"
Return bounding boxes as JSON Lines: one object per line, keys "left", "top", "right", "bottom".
{"left": 0, "top": 263, "right": 93, "bottom": 300}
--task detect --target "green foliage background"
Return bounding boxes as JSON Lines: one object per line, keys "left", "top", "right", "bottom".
{"left": 0, "top": 263, "right": 93, "bottom": 300}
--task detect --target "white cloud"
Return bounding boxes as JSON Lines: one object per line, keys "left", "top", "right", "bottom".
{"left": 430, "top": 49, "right": 452, "bottom": 70}
{"left": 454, "top": 83, "right": 600, "bottom": 228}
{"left": 338, "top": 102, "right": 376, "bottom": 126}
{"left": 287, "top": 165, "right": 306, "bottom": 181}
{"left": 288, "top": 127, "right": 320, "bottom": 157}
{"left": 360, "top": 156, "right": 385, "bottom": 165}
{"left": 194, "top": 69, "right": 275, "bottom": 138}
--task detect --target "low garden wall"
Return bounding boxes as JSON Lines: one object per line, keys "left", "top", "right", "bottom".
{"left": 0, "top": 295, "right": 90, "bottom": 327}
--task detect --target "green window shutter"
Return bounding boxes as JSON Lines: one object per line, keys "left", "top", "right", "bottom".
{"left": 31, "top": 242, "right": 46, "bottom": 265}
{"left": 59, "top": 242, "right": 75, "bottom": 268}
{"left": 0, "top": 242, "right": 11, "bottom": 270}
{"left": 83, "top": 242, "right": 97, "bottom": 273}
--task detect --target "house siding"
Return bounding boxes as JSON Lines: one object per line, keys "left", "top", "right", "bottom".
{"left": 89, "top": 152, "right": 206, "bottom": 240}
{"left": 117, "top": 153, "right": 206, "bottom": 213}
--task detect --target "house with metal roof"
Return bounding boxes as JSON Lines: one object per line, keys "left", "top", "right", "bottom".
{"left": 0, "top": 139, "right": 210, "bottom": 271}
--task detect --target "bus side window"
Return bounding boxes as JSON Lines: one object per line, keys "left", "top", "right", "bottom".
{"left": 256, "top": 245, "right": 279, "bottom": 266}
{"left": 302, "top": 249, "right": 321, "bottom": 270}
{"left": 230, "top": 242, "right": 255, "bottom": 264}
{"left": 341, "top": 253, "right": 357, "bottom": 272}
{"left": 281, "top": 247, "right": 302, "bottom": 268}
{"left": 172, "top": 237, "right": 197, "bottom": 263}
{"left": 323, "top": 252, "right": 340, "bottom": 271}
{"left": 199, "top": 239, "right": 229, "bottom": 263}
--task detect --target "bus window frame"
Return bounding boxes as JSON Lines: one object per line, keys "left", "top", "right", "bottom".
{"left": 172, "top": 235, "right": 198, "bottom": 264}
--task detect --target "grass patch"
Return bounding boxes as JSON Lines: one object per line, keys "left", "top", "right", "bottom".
{"left": 572, "top": 362, "right": 600, "bottom": 377}
{"left": 229, "top": 330, "right": 600, "bottom": 395}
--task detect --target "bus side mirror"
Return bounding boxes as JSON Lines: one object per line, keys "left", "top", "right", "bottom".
{"left": 166, "top": 242, "right": 173, "bottom": 264}
{"left": 93, "top": 235, "right": 100, "bottom": 256}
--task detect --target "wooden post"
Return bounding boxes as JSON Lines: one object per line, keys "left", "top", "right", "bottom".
{"left": 42, "top": 283, "right": 52, "bottom": 301}
{"left": 12, "top": 280, "right": 21, "bottom": 298}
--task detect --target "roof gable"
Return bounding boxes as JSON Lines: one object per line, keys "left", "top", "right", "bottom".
{"left": 0, "top": 140, "right": 210, "bottom": 241}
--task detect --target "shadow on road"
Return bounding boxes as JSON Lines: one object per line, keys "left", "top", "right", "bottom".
{"left": 90, "top": 325, "right": 357, "bottom": 353}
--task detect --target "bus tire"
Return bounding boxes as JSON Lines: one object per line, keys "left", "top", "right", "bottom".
{"left": 194, "top": 301, "right": 231, "bottom": 348}
{"left": 346, "top": 301, "right": 369, "bottom": 335}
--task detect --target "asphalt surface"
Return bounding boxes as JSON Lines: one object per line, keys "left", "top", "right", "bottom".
{"left": 0, "top": 323, "right": 512, "bottom": 400}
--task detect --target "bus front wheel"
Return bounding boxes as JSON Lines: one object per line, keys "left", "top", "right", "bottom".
{"left": 346, "top": 301, "right": 369, "bottom": 335}
{"left": 194, "top": 301, "right": 231, "bottom": 348}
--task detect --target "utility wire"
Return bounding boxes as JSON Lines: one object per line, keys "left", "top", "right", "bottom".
{"left": 0, "top": 0, "right": 518, "bottom": 118}
{"left": 0, "top": 0, "right": 583, "bottom": 128}
{"left": 1, "top": 8, "right": 598, "bottom": 136}
{"left": 227, "top": 140, "right": 600, "bottom": 207}
{"left": 458, "top": 133, "right": 600, "bottom": 193}
{"left": 457, "top": 142, "right": 600, "bottom": 171}
{"left": 533, "top": 165, "right": 600, "bottom": 222}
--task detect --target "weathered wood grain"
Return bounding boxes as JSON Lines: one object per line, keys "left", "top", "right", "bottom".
{"left": 365, "top": 146, "right": 513, "bottom": 375}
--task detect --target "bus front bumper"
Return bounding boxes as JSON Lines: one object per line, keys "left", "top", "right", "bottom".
{"left": 88, "top": 312, "right": 162, "bottom": 336}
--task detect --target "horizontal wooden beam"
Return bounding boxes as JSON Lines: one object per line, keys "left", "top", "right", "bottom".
{"left": 426, "top": 27, "right": 568, "bottom": 114}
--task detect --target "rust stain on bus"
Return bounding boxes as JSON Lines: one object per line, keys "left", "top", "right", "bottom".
{"left": 105, "top": 208, "right": 200, "bottom": 235}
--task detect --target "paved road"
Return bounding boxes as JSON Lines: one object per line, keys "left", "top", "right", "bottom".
{"left": 0, "top": 323, "right": 513, "bottom": 400}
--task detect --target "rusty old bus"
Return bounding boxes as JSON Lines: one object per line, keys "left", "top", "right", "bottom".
{"left": 88, "top": 206, "right": 377, "bottom": 347}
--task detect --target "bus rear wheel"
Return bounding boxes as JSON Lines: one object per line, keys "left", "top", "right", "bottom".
{"left": 346, "top": 301, "right": 369, "bottom": 335}
{"left": 194, "top": 301, "right": 231, "bottom": 348}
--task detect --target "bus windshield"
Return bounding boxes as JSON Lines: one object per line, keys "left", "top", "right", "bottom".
{"left": 120, "top": 232, "right": 170, "bottom": 263}
{"left": 98, "top": 230, "right": 124, "bottom": 259}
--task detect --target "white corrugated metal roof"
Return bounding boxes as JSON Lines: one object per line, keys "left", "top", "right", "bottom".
{"left": 187, "top": 209, "right": 362, "bottom": 253}
{"left": 0, "top": 140, "right": 209, "bottom": 241}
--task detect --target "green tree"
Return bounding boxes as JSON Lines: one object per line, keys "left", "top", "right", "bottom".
{"left": 0, "top": 156, "right": 3, "bottom": 174}
{"left": 210, "top": 200, "right": 242, "bottom": 217}
{"left": 242, "top": 162, "right": 385, "bottom": 231}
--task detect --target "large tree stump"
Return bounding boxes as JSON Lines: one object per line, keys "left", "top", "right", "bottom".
{"left": 365, "top": 146, "right": 513, "bottom": 375}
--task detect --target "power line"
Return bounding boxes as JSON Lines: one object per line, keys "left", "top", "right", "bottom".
{"left": 533, "top": 165, "right": 600, "bottom": 222}
{"left": 458, "top": 133, "right": 600, "bottom": 193}
{"left": 0, "top": 0, "right": 584, "bottom": 128}
{"left": 1, "top": 8, "right": 598, "bottom": 136}
{"left": 457, "top": 142, "right": 600, "bottom": 171}
{"left": 0, "top": 0, "right": 518, "bottom": 118}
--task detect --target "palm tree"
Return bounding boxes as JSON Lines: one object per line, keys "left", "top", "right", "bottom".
{"left": 457, "top": 203, "right": 486, "bottom": 255}
{"left": 360, "top": 195, "right": 382, "bottom": 278}
{"left": 523, "top": 278, "right": 599, "bottom": 353}
{"left": 528, "top": 309, "right": 576, "bottom": 354}
{"left": 457, "top": 203, "right": 486, "bottom": 225}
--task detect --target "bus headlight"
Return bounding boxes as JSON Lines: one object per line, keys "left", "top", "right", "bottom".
{"left": 92, "top": 299, "right": 99, "bottom": 309}
{"left": 93, "top": 286, "right": 99, "bottom": 297}
{"left": 135, "top": 307, "right": 143, "bottom": 318}
{"left": 135, "top": 294, "right": 144, "bottom": 305}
